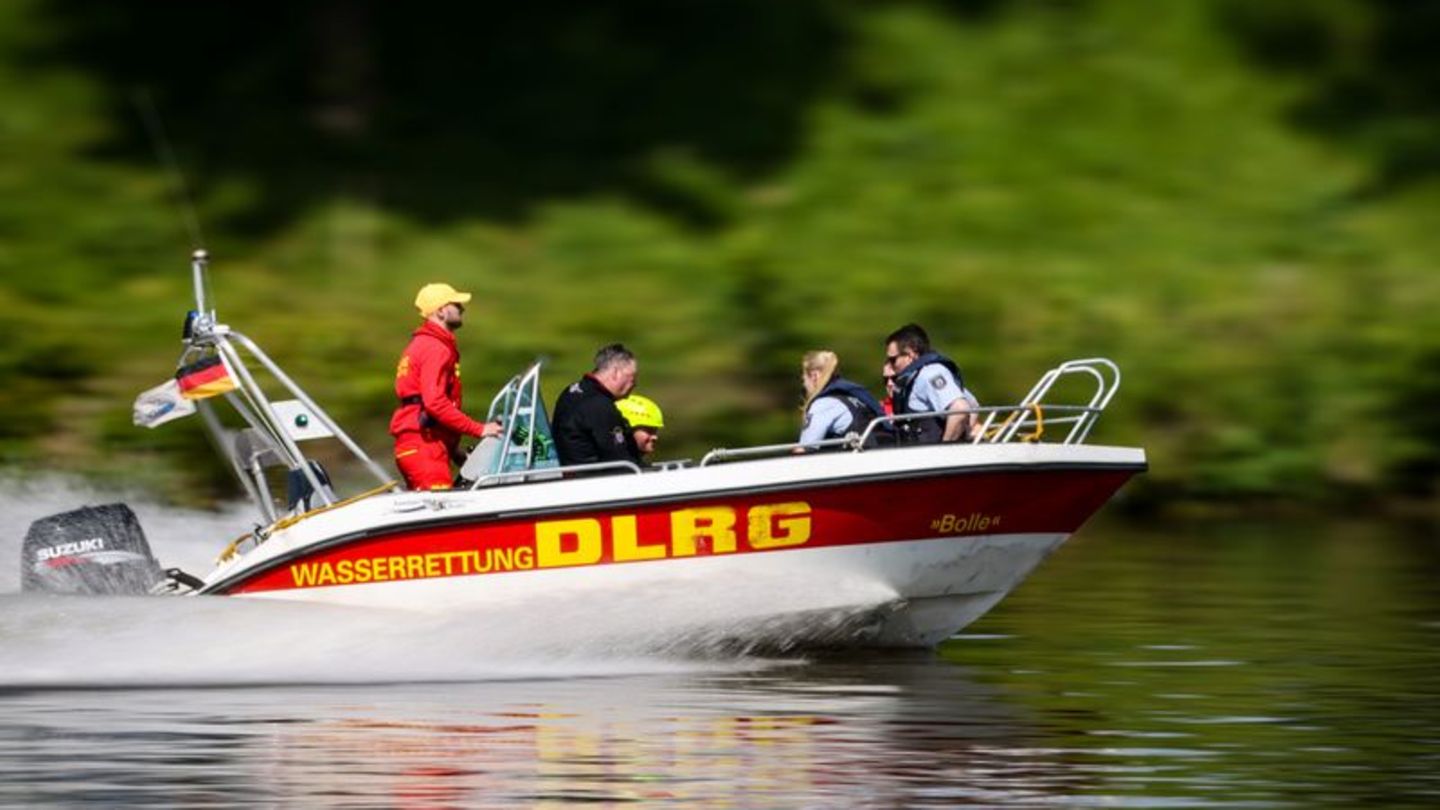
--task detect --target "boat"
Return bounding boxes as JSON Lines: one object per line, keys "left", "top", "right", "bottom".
{"left": 21, "top": 251, "right": 1146, "bottom": 649}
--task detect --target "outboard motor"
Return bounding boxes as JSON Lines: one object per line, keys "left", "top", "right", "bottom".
{"left": 21, "top": 504, "right": 165, "bottom": 595}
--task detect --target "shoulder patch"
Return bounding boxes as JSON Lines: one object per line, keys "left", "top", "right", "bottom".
{"left": 803, "top": 413, "right": 812, "bottom": 429}
{"left": 568, "top": 383, "right": 581, "bottom": 394}
{"left": 612, "top": 426, "right": 626, "bottom": 445}
{"left": 930, "top": 375, "right": 949, "bottom": 390}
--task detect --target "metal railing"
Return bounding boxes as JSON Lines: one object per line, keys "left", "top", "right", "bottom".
{"left": 854, "top": 403, "right": 1102, "bottom": 448}
{"left": 183, "top": 251, "right": 396, "bottom": 521}
{"left": 700, "top": 436, "right": 856, "bottom": 467}
{"left": 470, "top": 460, "right": 644, "bottom": 488}
{"left": 699, "top": 357, "right": 1121, "bottom": 467}
{"left": 987, "top": 357, "right": 1119, "bottom": 445}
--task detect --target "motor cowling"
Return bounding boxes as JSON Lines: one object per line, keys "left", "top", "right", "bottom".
{"left": 21, "top": 504, "right": 164, "bottom": 595}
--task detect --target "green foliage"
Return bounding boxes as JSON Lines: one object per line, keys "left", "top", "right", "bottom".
{"left": 0, "top": 0, "right": 1435, "bottom": 505}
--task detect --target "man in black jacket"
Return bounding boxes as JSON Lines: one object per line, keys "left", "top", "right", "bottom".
{"left": 552, "top": 343, "right": 642, "bottom": 468}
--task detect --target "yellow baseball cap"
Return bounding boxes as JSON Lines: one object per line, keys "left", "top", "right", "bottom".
{"left": 414, "top": 283, "right": 473, "bottom": 317}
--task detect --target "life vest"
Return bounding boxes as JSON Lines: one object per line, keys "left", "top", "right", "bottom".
{"left": 814, "top": 377, "right": 891, "bottom": 446}
{"left": 892, "top": 352, "right": 966, "bottom": 444}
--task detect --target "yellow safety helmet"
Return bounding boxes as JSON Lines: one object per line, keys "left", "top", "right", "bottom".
{"left": 616, "top": 394, "right": 664, "bottom": 430}
{"left": 414, "top": 283, "right": 473, "bottom": 317}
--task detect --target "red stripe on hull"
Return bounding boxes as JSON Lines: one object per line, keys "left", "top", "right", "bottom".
{"left": 221, "top": 468, "right": 1134, "bottom": 595}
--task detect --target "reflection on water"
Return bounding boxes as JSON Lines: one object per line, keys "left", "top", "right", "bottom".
{"left": 0, "top": 662, "right": 1050, "bottom": 807}
{"left": 1, "top": 516, "right": 1437, "bottom": 807}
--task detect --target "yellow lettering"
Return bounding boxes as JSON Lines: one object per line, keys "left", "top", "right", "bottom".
{"left": 671, "top": 507, "right": 737, "bottom": 556}
{"left": 513, "top": 546, "right": 535, "bottom": 570}
{"left": 747, "top": 502, "right": 812, "bottom": 549}
{"left": 286, "top": 504, "right": 824, "bottom": 592}
{"left": 499, "top": 548, "right": 516, "bottom": 571}
{"left": 536, "top": 519, "right": 603, "bottom": 568}
{"left": 612, "top": 515, "right": 666, "bottom": 562}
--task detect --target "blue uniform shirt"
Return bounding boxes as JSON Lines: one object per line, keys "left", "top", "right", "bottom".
{"left": 907, "top": 363, "right": 979, "bottom": 415}
{"left": 799, "top": 397, "right": 852, "bottom": 444}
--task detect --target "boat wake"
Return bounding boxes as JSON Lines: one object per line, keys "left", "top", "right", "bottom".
{"left": 0, "top": 477, "right": 892, "bottom": 688}
{"left": 0, "top": 592, "right": 804, "bottom": 689}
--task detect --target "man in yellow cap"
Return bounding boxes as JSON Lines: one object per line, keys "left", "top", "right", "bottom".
{"left": 390, "top": 283, "right": 502, "bottom": 490}
{"left": 615, "top": 393, "right": 664, "bottom": 457}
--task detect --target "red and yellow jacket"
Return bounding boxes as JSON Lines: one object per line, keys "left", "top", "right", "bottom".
{"left": 389, "top": 321, "right": 486, "bottom": 446}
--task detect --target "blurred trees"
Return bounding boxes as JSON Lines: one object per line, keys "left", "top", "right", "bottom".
{"left": 32, "top": 0, "right": 848, "bottom": 228}
{"left": 0, "top": 0, "right": 1436, "bottom": 506}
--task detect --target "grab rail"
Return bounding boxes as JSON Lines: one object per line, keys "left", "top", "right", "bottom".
{"left": 857, "top": 404, "right": 1098, "bottom": 449}
{"left": 700, "top": 435, "right": 856, "bottom": 467}
{"left": 695, "top": 404, "right": 1103, "bottom": 468}
{"left": 469, "top": 460, "right": 643, "bottom": 487}
{"left": 699, "top": 357, "right": 1121, "bottom": 467}
{"left": 1013, "top": 357, "right": 1119, "bottom": 444}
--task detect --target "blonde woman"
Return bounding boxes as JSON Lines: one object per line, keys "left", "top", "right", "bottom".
{"left": 798, "top": 350, "right": 887, "bottom": 448}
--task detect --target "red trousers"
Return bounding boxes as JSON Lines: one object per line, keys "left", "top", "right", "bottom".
{"left": 394, "top": 436, "right": 454, "bottom": 491}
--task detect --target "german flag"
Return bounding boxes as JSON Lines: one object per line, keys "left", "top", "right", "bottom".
{"left": 176, "top": 355, "right": 237, "bottom": 400}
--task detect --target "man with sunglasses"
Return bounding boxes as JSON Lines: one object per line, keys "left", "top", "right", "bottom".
{"left": 882, "top": 323, "right": 979, "bottom": 444}
{"left": 390, "top": 283, "right": 503, "bottom": 490}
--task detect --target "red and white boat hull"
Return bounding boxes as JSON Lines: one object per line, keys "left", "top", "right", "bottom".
{"left": 201, "top": 443, "right": 1144, "bottom": 648}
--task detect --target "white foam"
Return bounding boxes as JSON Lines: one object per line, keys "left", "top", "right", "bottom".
{"left": 0, "top": 593, "right": 789, "bottom": 688}
{"left": 0, "top": 477, "right": 831, "bottom": 687}
{"left": 0, "top": 474, "right": 247, "bottom": 593}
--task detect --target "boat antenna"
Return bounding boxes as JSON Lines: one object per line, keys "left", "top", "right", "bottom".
{"left": 132, "top": 89, "right": 214, "bottom": 321}
{"left": 133, "top": 89, "right": 206, "bottom": 253}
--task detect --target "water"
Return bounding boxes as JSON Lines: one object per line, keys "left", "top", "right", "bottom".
{"left": 2, "top": 480, "right": 1437, "bottom": 806}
